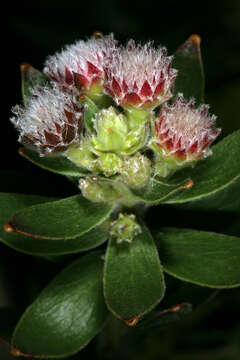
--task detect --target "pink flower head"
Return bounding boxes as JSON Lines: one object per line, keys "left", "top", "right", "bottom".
{"left": 104, "top": 40, "right": 177, "bottom": 108}
{"left": 154, "top": 94, "right": 221, "bottom": 161}
{"left": 11, "top": 85, "right": 83, "bottom": 155}
{"left": 43, "top": 34, "right": 116, "bottom": 91}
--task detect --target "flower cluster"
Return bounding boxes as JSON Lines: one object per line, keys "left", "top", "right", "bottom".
{"left": 11, "top": 33, "right": 221, "bottom": 199}
{"left": 154, "top": 94, "right": 221, "bottom": 162}
{"left": 11, "top": 85, "right": 82, "bottom": 155}
{"left": 44, "top": 34, "right": 117, "bottom": 92}
{"left": 104, "top": 40, "right": 177, "bottom": 108}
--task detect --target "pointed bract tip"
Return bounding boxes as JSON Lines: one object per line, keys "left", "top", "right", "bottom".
{"left": 11, "top": 347, "right": 23, "bottom": 357}
{"left": 184, "top": 179, "right": 194, "bottom": 189}
{"left": 93, "top": 31, "right": 103, "bottom": 39}
{"left": 4, "top": 222, "right": 14, "bottom": 233}
{"left": 11, "top": 347, "right": 33, "bottom": 358}
{"left": 18, "top": 147, "right": 25, "bottom": 156}
{"left": 188, "top": 34, "right": 201, "bottom": 46}
{"left": 170, "top": 304, "right": 184, "bottom": 312}
{"left": 79, "top": 94, "right": 86, "bottom": 101}
{"left": 20, "top": 62, "right": 32, "bottom": 73}
{"left": 124, "top": 315, "right": 140, "bottom": 327}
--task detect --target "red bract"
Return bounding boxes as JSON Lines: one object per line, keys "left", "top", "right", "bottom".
{"left": 11, "top": 85, "right": 83, "bottom": 155}
{"left": 104, "top": 40, "right": 177, "bottom": 109}
{"left": 44, "top": 34, "right": 117, "bottom": 92}
{"left": 154, "top": 94, "right": 221, "bottom": 161}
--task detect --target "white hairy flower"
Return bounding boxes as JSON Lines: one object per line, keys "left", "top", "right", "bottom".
{"left": 154, "top": 94, "right": 221, "bottom": 160}
{"left": 11, "top": 85, "right": 82, "bottom": 155}
{"left": 104, "top": 39, "right": 177, "bottom": 108}
{"left": 44, "top": 34, "right": 117, "bottom": 91}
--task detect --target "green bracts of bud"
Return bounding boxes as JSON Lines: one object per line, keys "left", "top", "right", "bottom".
{"left": 120, "top": 153, "right": 151, "bottom": 189}
{"left": 90, "top": 107, "right": 149, "bottom": 156}
{"left": 97, "top": 153, "right": 123, "bottom": 177}
{"left": 110, "top": 213, "right": 142, "bottom": 244}
{"left": 79, "top": 177, "right": 118, "bottom": 203}
{"left": 91, "top": 107, "right": 128, "bottom": 152}
{"left": 66, "top": 141, "right": 97, "bottom": 172}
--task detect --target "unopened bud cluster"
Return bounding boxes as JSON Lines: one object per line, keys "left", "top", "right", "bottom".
{"left": 11, "top": 33, "right": 221, "bottom": 204}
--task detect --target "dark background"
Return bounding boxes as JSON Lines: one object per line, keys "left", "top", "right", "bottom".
{"left": 1, "top": 1, "right": 240, "bottom": 359}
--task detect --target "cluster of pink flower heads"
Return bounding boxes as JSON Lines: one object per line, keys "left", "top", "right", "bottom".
{"left": 11, "top": 33, "right": 220, "bottom": 168}
{"left": 44, "top": 34, "right": 177, "bottom": 109}
{"left": 11, "top": 85, "right": 82, "bottom": 155}
{"left": 154, "top": 94, "right": 221, "bottom": 161}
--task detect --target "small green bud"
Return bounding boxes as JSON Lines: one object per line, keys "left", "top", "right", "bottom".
{"left": 79, "top": 177, "right": 118, "bottom": 202}
{"left": 97, "top": 153, "right": 123, "bottom": 176}
{"left": 110, "top": 213, "right": 141, "bottom": 244}
{"left": 91, "top": 107, "right": 128, "bottom": 153}
{"left": 90, "top": 106, "right": 149, "bottom": 156}
{"left": 66, "top": 141, "right": 97, "bottom": 171}
{"left": 120, "top": 153, "right": 151, "bottom": 189}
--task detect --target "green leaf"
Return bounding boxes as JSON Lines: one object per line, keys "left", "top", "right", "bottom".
{"left": 132, "top": 177, "right": 193, "bottom": 204}
{"left": 19, "top": 147, "right": 89, "bottom": 177}
{"left": 104, "top": 224, "right": 165, "bottom": 322}
{"left": 0, "top": 193, "right": 108, "bottom": 256}
{"left": 21, "top": 63, "right": 49, "bottom": 105}
{"left": 7, "top": 194, "right": 114, "bottom": 240}
{"left": 82, "top": 96, "right": 99, "bottom": 132}
{"left": 2, "top": 224, "right": 108, "bottom": 256}
{"left": 163, "top": 131, "right": 240, "bottom": 204}
{"left": 172, "top": 34, "right": 204, "bottom": 104}
{"left": 11, "top": 251, "right": 108, "bottom": 358}
{"left": 173, "top": 177, "right": 240, "bottom": 213}
{"left": 155, "top": 227, "right": 240, "bottom": 288}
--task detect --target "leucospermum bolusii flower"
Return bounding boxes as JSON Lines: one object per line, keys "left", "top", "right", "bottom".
{"left": 104, "top": 40, "right": 177, "bottom": 109}
{"left": 11, "top": 85, "right": 83, "bottom": 155}
{"left": 152, "top": 94, "right": 221, "bottom": 177}
{"left": 44, "top": 34, "right": 117, "bottom": 94}
{"left": 10, "top": 33, "right": 221, "bottom": 200}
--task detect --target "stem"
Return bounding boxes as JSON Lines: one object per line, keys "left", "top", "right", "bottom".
{"left": 112, "top": 180, "right": 140, "bottom": 208}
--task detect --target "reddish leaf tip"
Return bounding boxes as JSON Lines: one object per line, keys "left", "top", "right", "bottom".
{"left": 184, "top": 179, "right": 194, "bottom": 189}
{"left": 170, "top": 304, "right": 185, "bottom": 312}
{"left": 4, "top": 222, "right": 14, "bottom": 233}
{"left": 18, "top": 147, "right": 25, "bottom": 156}
{"left": 124, "top": 315, "right": 140, "bottom": 327}
{"left": 20, "top": 62, "right": 32, "bottom": 74}
{"left": 11, "top": 347, "right": 30, "bottom": 357}
{"left": 93, "top": 31, "right": 103, "bottom": 39}
{"left": 188, "top": 34, "right": 202, "bottom": 46}
{"left": 79, "top": 94, "right": 86, "bottom": 101}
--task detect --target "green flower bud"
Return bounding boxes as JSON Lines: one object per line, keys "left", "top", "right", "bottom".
{"left": 97, "top": 153, "right": 123, "bottom": 176}
{"left": 66, "top": 141, "right": 97, "bottom": 171}
{"left": 91, "top": 107, "right": 128, "bottom": 153}
{"left": 90, "top": 106, "right": 149, "bottom": 156}
{"left": 79, "top": 177, "right": 118, "bottom": 202}
{"left": 110, "top": 213, "right": 141, "bottom": 244}
{"left": 120, "top": 153, "right": 151, "bottom": 189}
